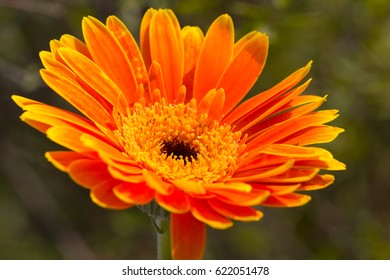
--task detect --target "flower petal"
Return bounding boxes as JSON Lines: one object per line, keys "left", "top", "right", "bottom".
{"left": 90, "top": 179, "right": 133, "bottom": 209}
{"left": 298, "top": 174, "right": 335, "bottom": 191}
{"left": 223, "top": 61, "right": 312, "bottom": 125}
{"left": 106, "top": 16, "right": 149, "bottom": 90}
{"left": 231, "top": 160, "right": 295, "bottom": 182}
{"left": 260, "top": 168, "right": 319, "bottom": 184}
{"left": 148, "top": 61, "right": 167, "bottom": 101}
{"left": 182, "top": 26, "right": 204, "bottom": 102}
{"left": 113, "top": 182, "right": 154, "bottom": 204}
{"left": 193, "top": 14, "right": 234, "bottom": 102}
{"left": 40, "top": 69, "right": 115, "bottom": 129}
{"left": 190, "top": 199, "right": 233, "bottom": 229}
{"left": 108, "top": 166, "right": 145, "bottom": 183}
{"left": 46, "top": 126, "right": 89, "bottom": 153}
{"left": 57, "top": 47, "right": 128, "bottom": 114}
{"left": 245, "top": 110, "right": 340, "bottom": 152}
{"left": 283, "top": 125, "right": 345, "bottom": 146}
{"left": 59, "top": 34, "right": 92, "bottom": 59}
{"left": 237, "top": 78, "right": 312, "bottom": 133}
{"left": 171, "top": 179, "right": 205, "bottom": 195}
{"left": 171, "top": 212, "right": 206, "bottom": 260}
{"left": 68, "top": 159, "right": 111, "bottom": 189}
{"left": 211, "top": 189, "right": 270, "bottom": 206}
{"left": 198, "top": 88, "right": 225, "bottom": 122}
{"left": 142, "top": 169, "right": 174, "bottom": 195}
{"left": 156, "top": 188, "right": 190, "bottom": 214}
{"left": 209, "top": 199, "right": 263, "bottom": 222}
{"left": 140, "top": 8, "right": 157, "bottom": 69}
{"left": 82, "top": 16, "right": 137, "bottom": 105}
{"left": 149, "top": 9, "right": 184, "bottom": 102}
{"left": 218, "top": 32, "right": 268, "bottom": 114}
{"left": 45, "top": 151, "right": 94, "bottom": 172}
{"left": 251, "top": 183, "right": 301, "bottom": 195}
{"left": 205, "top": 182, "right": 252, "bottom": 192}
{"left": 261, "top": 193, "right": 311, "bottom": 207}
{"left": 80, "top": 133, "right": 134, "bottom": 164}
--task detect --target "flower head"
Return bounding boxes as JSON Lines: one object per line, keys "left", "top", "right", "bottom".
{"left": 13, "top": 8, "right": 345, "bottom": 259}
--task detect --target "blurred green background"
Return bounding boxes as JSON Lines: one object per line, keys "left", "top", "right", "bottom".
{"left": 1, "top": 0, "right": 390, "bottom": 259}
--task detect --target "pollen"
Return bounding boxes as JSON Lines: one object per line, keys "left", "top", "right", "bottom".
{"left": 115, "top": 99, "right": 244, "bottom": 184}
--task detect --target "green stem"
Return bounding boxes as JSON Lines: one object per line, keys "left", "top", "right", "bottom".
{"left": 155, "top": 217, "right": 172, "bottom": 260}
{"left": 138, "top": 202, "right": 171, "bottom": 259}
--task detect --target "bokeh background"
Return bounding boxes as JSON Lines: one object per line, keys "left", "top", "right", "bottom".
{"left": 1, "top": 0, "right": 390, "bottom": 259}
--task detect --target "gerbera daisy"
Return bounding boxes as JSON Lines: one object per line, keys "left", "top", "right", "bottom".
{"left": 12, "top": 8, "right": 345, "bottom": 259}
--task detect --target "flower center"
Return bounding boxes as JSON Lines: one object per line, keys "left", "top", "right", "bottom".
{"left": 160, "top": 139, "right": 198, "bottom": 164}
{"left": 115, "top": 99, "right": 244, "bottom": 184}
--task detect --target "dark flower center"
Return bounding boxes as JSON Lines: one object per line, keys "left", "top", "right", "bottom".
{"left": 160, "top": 139, "right": 198, "bottom": 164}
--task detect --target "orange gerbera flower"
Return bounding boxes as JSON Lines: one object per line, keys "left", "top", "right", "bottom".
{"left": 12, "top": 8, "right": 345, "bottom": 259}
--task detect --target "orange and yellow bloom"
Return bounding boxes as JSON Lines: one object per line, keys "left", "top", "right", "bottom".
{"left": 13, "top": 8, "right": 345, "bottom": 259}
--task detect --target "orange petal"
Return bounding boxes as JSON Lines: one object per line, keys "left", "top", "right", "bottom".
{"left": 230, "top": 160, "right": 295, "bottom": 182}
{"left": 251, "top": 183, "right": 301, "bottom": 195}
{"left": 198, "top": 88, "right": 225, "bottom": 122}
{"left": 148, "top": 61, "right": 167, "bottom": 100}
{"left": 45, "top": 151, "right": 94, "bottom": 172}
{"left": 60, "top": 34, "right": 92, "bottom": 59}
{"left": 298, "top": 174, "right": 335, "bottom": 191}
{"left": 46, "top": 126, "right": 88, "bottom": 153}
{"left": 245, "top": 110, "right": 340, "bottom": 152}
{"left": 182, "top": 26, "right": 204, "bottom": 102}
{"left": 171, "top": 179, "right": 205, "bottom": 195}
{"left": 49, "top": 39, "right": 65, "bottom": 59}
{"left": 40, "top": 50, "right": 113, "bottom": 113}
{"left": 295, "top": 158, "right": 346, "bottom": 170}
{"left": 171, "top": 212, "right": 206, "bottom": 260}
{"left": 261, "top": 193, "right": 311, "bottom": 207}
{"left": 205, "top": 182, "right": 252, "bottom": 192}
{"left": 68, "top": 159, "right": 111, "bottom": 189}
{"left": 223, "top": 61, "right": 312, "bottom": 125}
{"left": 218, "top": 32, "right": 268, "bottom": 114}
{"left": 198, "top": 89, "right": 216, "bottom": 113}
{"left": 155, "top": 188, "right": 190, "bottom": 214}
{"left": 149, "top": 10, "right": 184, "bottom": 102}
{"left": 175, "top": 85, "right": 186, "bottom": 104}
{"left": 80, "top": 133, "right": 134, "bottom": 164}
{"left": 82, "top": 16, "right": 137, "bottom": 105}
{"left": 233, "top": 31, "right": 258, "bottom": 56}
{"left": 261, "top": 144, "right": 332, "bottom": 159}
{"left": 238, "top": 78, "right": 312, "bottom": 133}
{"left": 106, "top": 16, "right": 149, "bottom": 90}
{"left": 193, "top": 14, "right": 234, "bottom": 102}
{"left": 40, "top": 69, "right": 115, "bottom": 129}
{"left": 190, "top": 199, "right": 233, "bottom": 229}
{"left": 57, "top": 47, "right": 128, "bottom": 114}
{"left": 142, "top": 169, "right": 174, "bottom": 195}
{"left": 17, "top": 101, "right": 100, "bottom": 135}
{"left": 259, "top": 168, "right": 319, "bottom": 184}
{"left": 209, "top": 199, "right": 263, "bottom": 222}
{"left": 211, "top": 189, "right": 270, "bottom": 206}
{"left": 283, "top": 125, "right": 345, "bottom": 146}
{"left": 244, "top": 95, "right": 327, "bottom": 140}
{"left": 18, "top": 103, "right": 120, "bottom": 149}
{"left": 113, "top": 182, "right": 154, "bottom": 204}
{"left": 108, "top": 166, "right": 145, "bottom": 183}
{"left": 12, "top": 95, "right": 42, "bottom": 107}
{"left": 90, "top": 179, "right": 133, "bottom": 209}
{"left": 140, "top": 8, "right": 157, "bottom": 70}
